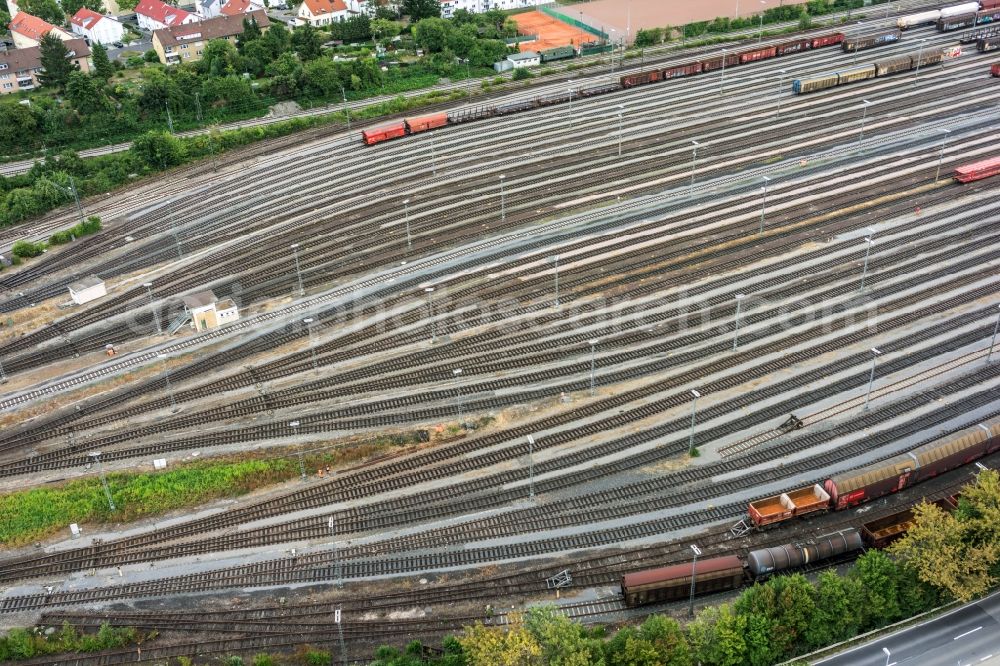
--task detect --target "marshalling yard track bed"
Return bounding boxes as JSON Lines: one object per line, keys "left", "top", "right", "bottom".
{"left": 0, "top": 4, "right": 999, "bottom": 664}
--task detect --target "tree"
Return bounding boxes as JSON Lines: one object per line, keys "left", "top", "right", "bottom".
{"left": 459, "top": 614, "right": 542, "bottom": 666}
{"left": 238, "top": 15, "right": 262, "bottom": 50}
{"left": 37, "top": 33, "right": 77, "bottom": 90}
{"left": 891, "top": 470, "right": 1000, "bottom": 602}
{"left": 60, "top": 0, "right": 104, "bottom": 19}
{"left": 524, "top": 606, "right": 603, "bottom": 666}
{"left": 131, "top": 130, "right": 185, "bottom": 168}
{"left": 20, "top": 0, "right": 64, "bottom": 24}
{"left": 0, "top": 104, "right": 39, "bottom": 155}
{"left": 413, "top": 17, "right": 451, "bottom": 53}
{"left": 329, "top": 14, "right": 371, "bottom": 41}
{"left": 66, "top": 70, "right": 108, "bottom": 115}
{"left": 402, "top": 0, "right": 440, "bottom": 20}
{"left": 91, "top": 42, "right": 114, "bottom": 82}
{"left": 805, "top": 569, "right": 864, "bottom": 650}
{"left": 851, "top": 550, "right": 903, "bottom": 629}
{"left": 291, "top": 23, "right": 322, "bottom": 61}
{"left": 200, "top": 38, "right": 240, "bottom": 76}
{"left": 370, "top": 18, "right": 401, "bottom": 42}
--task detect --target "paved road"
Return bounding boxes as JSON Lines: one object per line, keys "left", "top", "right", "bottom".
{"left": 817, "top": 590, "right": 1000, "bottom": 666}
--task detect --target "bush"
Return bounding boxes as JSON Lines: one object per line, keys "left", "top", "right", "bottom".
{"left": 143, "top": 49, "right": 159, "bottom": 62}
{"left": 252, "top": 654, "right": 276, "bottom": 666}
{"left": 511, "top": 67, "right": 533, "bottom": 81}
{"left": 11, "top": 240, "right": 45, "bottom": 258}
{"left": 49, "top": 215, "right": 101, "bottom": 245}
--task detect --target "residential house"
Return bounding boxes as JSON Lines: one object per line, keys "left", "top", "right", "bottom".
{"left": 440, "top": 0, "right": 550, "bottom": 18}
{"left": 8, "top": 11, "right": 73, "bottom": 48}
{"left": 0, "top": 38, "right": 91, "bottom": 94}
{"left": 195, "top": 0, "right": 223, "bottom": 20}
{"left": 135, "top": 0, "right": 199, "bottom": 32}
{"left": 152, "top": 9, "right": 268, "bottom": 64}
{"left": 294, "top": 0, "right": 347, "bottom": 27}
{"left": 219, "top": 0, "right": 264, "bottom": 16}
{"left": 70, "top": 8, "right": 125, "bottom": 45}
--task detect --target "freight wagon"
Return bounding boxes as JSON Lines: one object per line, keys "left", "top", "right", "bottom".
{"left": 748, "top": 484, "right": 830, "bottom": 527}
{"left": 700, "top": 52, "right": 740, "bottom": 72}
{"left": 793, "top": 49, "right": 943, "bottom": 94}
{"left": 954, "top": 155, "right": 1000, "bottom": 181}
{"left": 860, "top": 498, "right": 957, "bottom": 549}
{"left": 621, "top": 556, "right": 745, "bottom": 606}
{"left": 978, "top": 8, "right": 1000, "bottom": 22}
{"left": 540, "top": 46, "right": 575, "bottom": 63}
{"left": 843, "top": 29, "right": 902, "bottom": 52}
{"left": 961, "top": 24, "right": 1000, "bottom": 42}
{"left": 993, "top": 62, "right": 1000, "bottom": 75}
{"left": 938, "top": 13, "right": 978, "bottom": 30}
{"left": 979, "top": 36, "right": 1000, "bottom": 50}
{"left": 984, "top": 0, "right": 1000, "bottom": 8}
{"left": 740, "top": 46, "right": 777, "bottom": 63}
{"left": 747, "top": 530, "right": 863, "bottom": 579}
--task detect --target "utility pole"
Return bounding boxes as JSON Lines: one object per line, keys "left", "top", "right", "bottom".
{"left": 290, "top": 243, "right": 305, "bottom": 297}
{"left": 89, "top": 452, "right": 116, "bottom": 512}
{"left": 588, "top": 339, "right": 598, "bottom": 396}
{"left": 499, "top": 174, "right": 506, "bottom": 223}
{"left": 689, "top": 140, "right": 700, "bottom": 194}
{"left": 144, "top": 282, "right": 162, "bottom": 334}
{"left": 165, "top": 101, "right": 174, "bottom": 133}
{"left": 403, "top": 198, "right": 412, "bottom": 251}
{"left": 935, "top": 128, "right": 951, "bottom": 182}
{"left": 526, "top": 435, "right": 535, "bottom": 500}
{"left": 340, "top": 86, "right": 350, "bottom": 130}
{"left": 289, "top": 421, "right": 305, "bottom": 479}
{"left": 549, "top": 255, "right": 560, "bottom": 307}
{"left": 335, "top": 607, "right": 347, "bottom": 666}
{"left": 859, "top": 237, "right": 875, "bottom": 292}
{"left": 453, "top": 368, "right": 464, "bottom": 424}
{"left": 864, "top": 348, "right": 882, "bottom": 411}
{"left": 759, "top": 176, "right": 771, "bottom": 235}
{"left": 616, "top": 104, "right": 625, "bottom": 157}
{"left": 733, "top": 294, "right": 745, "bottom": 351}
{"left": 425, "top": 286, "right": 436, "bottom": 343}
{"left": 858, "top": 99, "right": 871, "bottom": 149}
{"left": 719, "top": 49, "right": 727, "bottom": 94}
{"left": 989, "top": 305, "right": 1000, "bottom": 363}
{"left": 774, "top": 69, "right": 786, "bottom": 118}
{"left": 329, "top": 516, "right": 342, "bottom": 588}
{"left": 688, "top": 544, "right": 701, "bottom": 617}
{"left": 158, "top": 354, "right": 178, "bottom": 413}
{"left": 688, "top": 390, "right": 700, "bottom": 455}
{"left": 194, "top": 92, "right": 202, "bottom": 122}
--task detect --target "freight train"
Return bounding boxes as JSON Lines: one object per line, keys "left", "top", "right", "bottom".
{"left": 360, "top": 30, "right": 849, "bottom": 145}
{"left": 896, "top": 1, "right": 999, "bottom": 29}
{"left": 621, "top": 414, "right": 1000, "bottom": 607}
{"left": 792, "top": 49, "right": 944, "bottom": 94}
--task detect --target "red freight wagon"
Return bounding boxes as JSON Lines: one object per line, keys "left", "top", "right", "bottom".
{"left": 405, "top": 113, "right": 449, "bottom": 134}
{"left": 825, "top": 417, "right": 1000, "bottom": 510}
{"left": 739, "top": 45, "right": 778, "bottom": 63}
{"left": 621, "top": 70, "right": 662, "bottom": 87}
{"left": 984, "top": 0, "right": 1000, "bottom": 9}
{"left": 662, "top": 61, "right": 702, "bottom": 78}
{"left": 621, "top": 556, "right": 745, "bottom": 606}
{"left": 993, "top": 62, "right": 1000, "bottom": 76}
{"left": 776, "top": 39, "right": 812, "bottom": 56}
{"left": 362, "top": 121, "right": 406, "bottom": 145}
{"left": 748, "top": 484, "right": 831, "bottom": 527}
{"left": 701, "top": 52, "right": 740, "bottom": 71}
{"left": 955, "top": 155, "right": 1000, "bottom": 181}
{"left": 811, "top": 32, "right": 846, "bottom": 48}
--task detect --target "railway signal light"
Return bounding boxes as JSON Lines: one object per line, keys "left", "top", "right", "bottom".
{"left": 688, "top": 390, "right": 701, "bottom": 455}
{"left": 688, "top": 544, "right": 701, "bottom": 617}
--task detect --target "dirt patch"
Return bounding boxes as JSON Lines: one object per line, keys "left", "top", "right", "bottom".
{"left": 513, "top": 10, "right": 594, "bottom": 52}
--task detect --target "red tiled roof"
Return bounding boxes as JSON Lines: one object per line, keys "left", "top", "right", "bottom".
{"left": 153, "top": 9, "right": 269, "bottom": 46}
{"left": 9, "top": 11, "right": 59, "bottom": 41}
{"left": 220, "top": 0, "right": 251, "bottom": 15}
{"left": 70, "top": 7, "right": 106, "bottom": 29}
{"left": 302, "top": 0, "right": 346, "bottom": 16}
{"left": 135, "top": 0, "right": 195, "bottom": 26}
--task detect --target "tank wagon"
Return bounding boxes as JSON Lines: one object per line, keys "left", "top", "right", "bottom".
{"left": 897, "top": 2, "right": 982, "bottom": 28}
{"left": 747, "top": 530, "right": 864, "bottom": 579}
